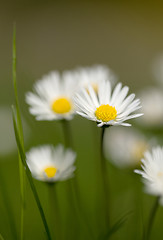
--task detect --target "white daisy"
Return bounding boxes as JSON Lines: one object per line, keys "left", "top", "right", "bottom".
{"left": 135, "top": 146, "right": 163, "bottom": 205}
{"left": 137, "top": 87, "right": 163, "bottom": 127}
{"left": 74, "top": 79, "right": 143, "bottom": 127}
{"left": 26, "top": 144, "right": 76, "bottom": 182}
{"left": 26, "top": 71, "right": 78, "bottom": 121}
{"left": 74, "top": 65, "right": 116, "bottom": 92}
{"left": 104, "top": 127, "right": 149, "bottom": 168}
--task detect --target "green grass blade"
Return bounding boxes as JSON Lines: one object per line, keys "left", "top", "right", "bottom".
{"left": 0, "top": 234, "right": 4, "bottom": 240}
{"left": 99, "top": 211, "right": 132, "bottom": 240}
{"left": 12, "top": 107, "right": 52, "bottom": 240}
{"left": 12, "top": 24, "right": 25, "bottom": 240}
{"left": 12, "top": 24, "right": 24, "bottom": 145}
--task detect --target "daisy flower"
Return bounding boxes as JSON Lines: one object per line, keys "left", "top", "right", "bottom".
{"left": 74, "top": 79, "right": 143, "bottom": 127}
{"left": 135, "top": 146, "right": 163, "bottom": 205}
{"left": 26, "top": 144, "right": 76, "bottom": 182}
{"left": 137, "top": 87, "right": 163, "bottom": 128}
{"left": 26, "top": 71, "right": 78, "bottom": 121}
{"left": 74, "top": 65, "right": 116, "bottom": 92}
{"left": 104, "top": 127, "right": 149, "bottom": 168}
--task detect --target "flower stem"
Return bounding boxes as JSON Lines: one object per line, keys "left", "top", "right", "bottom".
{"left": 145, "top": 197, "right": 159, "bottom": 240}
{"left": 47, "top": 183, "right": 61, "bottom": 240}
{"left": 61, "top": 120, "right": 95, "bottom": 239}
{"left": 61, "top": 120, "right": 73, "bottom": 148}
{"left": 100, "top": 127, "right": 110, "bottom": 230}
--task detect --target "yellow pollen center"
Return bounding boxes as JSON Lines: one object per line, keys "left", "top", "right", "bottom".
{"left": 95, "top": 104, "right": 117, "bottom": 122}
{"left": 51, "top": 98, "right": 71, "bottom": 114}
{"left": 44, "top": 166, "right": 57, "bottom": 178}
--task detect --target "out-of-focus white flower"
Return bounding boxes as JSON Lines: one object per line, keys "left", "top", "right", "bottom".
{"left": 74, "top": 79, "right": 143, "bottom": 127}
{"left": 74, "top": 65, "right": 116, "bottom": 92}
{"left": 26, "top": 71, "right": 78, "bottom": 121}
{"left": 0, "top": 106, "right": 30, "bottom": 157}
{"left": 137, "top": 87, "right": 163, "bottom": 127}
{"left": 104, "top": 127, "right": 149, "bottom": 168}
{"left": 26, "top": 144, "right": 76, "bottom": 182}
{"left": 135, "top": 146, "right": 163, "bottom": 205}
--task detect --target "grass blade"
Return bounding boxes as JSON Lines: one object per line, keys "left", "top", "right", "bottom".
{"left": 12, "top": 107, "right": 52, "bottom": 240}
{"left": 12, "top": 24, "right": 25, "bottom": 240}
{"left": 99, "top": 211, "right": 132, "bottom": 240}
{"left": 0, "top": 234, "right": 4, "bottom": 240}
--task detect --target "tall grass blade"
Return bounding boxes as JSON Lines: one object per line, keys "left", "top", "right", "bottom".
{"left": 12, "top": 24, "right": 25, "bottom": 240}
{"left": 12, "top": 107, "right": 52, "bottom": 240}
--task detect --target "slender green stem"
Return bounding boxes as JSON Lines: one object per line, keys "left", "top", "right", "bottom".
{"left": 100, "top": 127, "right": 110, "bottom": 230}
{"left": 61, "top": 120, "right": 73, "bottom": 148}
{"left": 12, "top": 110, "right": 52, "bottom": 240}
{"left": 145, "top": 197, "right": 159, "bottom": 240}
{"left": 61, "top": 120, "right": 95, "bottom": 239}
{"left": 47, "top": 183, "right": 61, "bottom": 240}
{"left": 12, "top": 25, "right": 25, "bottom": 240}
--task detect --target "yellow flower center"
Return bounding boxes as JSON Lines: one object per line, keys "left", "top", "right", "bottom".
{"left": 51, "top": 98, "right": 72, "bottom": 114}
{"left": 44, "top": 166, "right": 57, "bottom": 178}
{"left": 95, "top": 104, "right": 117, "bottom": 122}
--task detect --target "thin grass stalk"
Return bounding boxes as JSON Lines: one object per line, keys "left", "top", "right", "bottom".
{"left": 12, "top": 110, "right": 52, "bottom": 240}
{"left": 12, "top": 25, "right": 26, "bottom": 240}
{"left": 100, "top": 127, "right": 110, "bottom": 230}
{"left": 145, "top": 197, "right": 159, "bottom": 240}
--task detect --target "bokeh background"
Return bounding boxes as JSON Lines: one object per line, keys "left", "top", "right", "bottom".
{"left": 1, "top": 0, "right": 163, "bottom": 239}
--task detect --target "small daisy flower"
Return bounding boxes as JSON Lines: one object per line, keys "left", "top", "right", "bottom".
{"left": 137, "top": 87, "right": 163, "bottom": 127}
{"left": 104, "top": 127, "right": 149, "bottom": 168}
{"left": 135, "top": 146, "right": 163, "bottom": 205}
{"left": 74, "top": 65, "right": 116, "bottom": 92}
{"left": 26, "top": 144, "right": 76, "bottom": 182}
{"left": 26, "top": 71, "right": 78, "bottom": 121}
{"left": 74, "top": 79, "right": 143, "bottom": 127}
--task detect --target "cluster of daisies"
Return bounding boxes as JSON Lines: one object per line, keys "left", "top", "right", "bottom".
{"left": 25, "top": 65, "right": 163, "bottom": 206}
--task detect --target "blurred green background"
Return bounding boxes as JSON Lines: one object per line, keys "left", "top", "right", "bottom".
{"left": 1, "top": 0, "right": 163, "bottom": 239}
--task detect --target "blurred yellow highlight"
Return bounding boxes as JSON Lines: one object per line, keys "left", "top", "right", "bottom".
{"left": 44, "top": 166, "right": 57, "bottom": 178}
{"left": 51, "top": 98, "right": 71, "bottom": 114}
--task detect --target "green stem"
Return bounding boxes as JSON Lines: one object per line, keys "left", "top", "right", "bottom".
{"left": 100, "top": 127, "right": 110, "bottom": 230}
{"left": 47, "top": 183, "right": 61, "bottom": 240}
{"left": 12, "top": 112, "right": 52, "bottom": 240}
{"left": 61, "top": 120, "right": 73, "bottom": 148}
{"left": 145, "top": 197, "right": 159, "bottom": 240}
{"left": 13, "top": 25, "right": 25, "bottom": 240}
{"left": 61, "top": 120, "right": 95, "bottom": 239}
